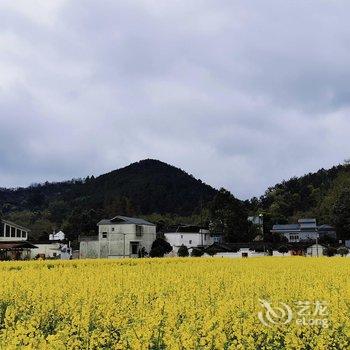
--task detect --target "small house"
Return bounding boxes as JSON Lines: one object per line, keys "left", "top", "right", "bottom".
{"left": 306, "top": 244, "right": 326, "bottom": 257}
{"left": 31, "top": 231, "right": 72, "bottom": 260}
{"left": 271, "top": 219, "right": 336, "bottom": 243}
{"left": 79, "top": 216, "right": 156, "bottom": 258}
{"left": 164, "top": 225, "right": 213, "bottom": 253}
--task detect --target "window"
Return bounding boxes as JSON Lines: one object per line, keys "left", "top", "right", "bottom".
{"left": 131, "top": 242, "right": 139, "bottom": 255}
{"left": 136, "top": 225, "right": 143, "bottom": 236}
{"left": 0, "top": 222, "right": 4, "bottom": 237}
{"left": 111, "top": 227, "right": 115, "bottom": 232}
{"left": 22, "top": 230, "right": 26, "bottom": 238}
{"left": 290, "top": 234, "right": 299, "bottom": 242}
{"left": 11, "top": 227, "right": 16, "bottom": 237}
{"left": 181, "top": 235, "right": 183, "bottom": 239}
{"left": 5, "top": 225, "right": 10, "bottom": 237}
{"left": 102, "top": 232, "right": 107, "bottom": 239}
{"left": 16, "top": 229, "right": 21, "bottom": 237}
{"left": 189, "top": 240, "right": 192, "bottom": 244}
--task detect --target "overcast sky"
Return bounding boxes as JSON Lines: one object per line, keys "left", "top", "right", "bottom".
{"left": 0, "top": 1, "right": 350, "bottom": 199}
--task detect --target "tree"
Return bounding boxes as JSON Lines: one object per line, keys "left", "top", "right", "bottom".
{"left": 149, "top": 238, "right": 172, "bottom": 257}
{"left": 332, "top": 187, "right": 350, "bottom": 240}
{"left": 324, "top": 246, "right": 337, "bottom": 257}
{"left": 209, "top": 188, "right": 248, "bottom": 242}
{"left": 177, "top": 245, "right": 189, "bottom": 257}
{"left": 265, "top": 232, "right": 288, "bottom": 244}
{"left": 277, "top": 245, "right": 289, "bottom": 256}
{"left": 319, "top": 235, "right": 337, "bottom": 245}
{"left": 191, "top": 247, "right": 204, "bottom": 257}
{"left": 338, "top": 246, "right": 349, "bottom": 257}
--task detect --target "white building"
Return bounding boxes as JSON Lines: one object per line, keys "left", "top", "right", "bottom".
{"left": 0, "top": 219, "right": 29, "bottom": 241}
{"left": 0, "top": 219, "right": 36, "bottom": 260}
{"left": 79, "top": 216, "right": 156, "bottom": 258}
{"left": 164, "top": 225, "right": 213, "bottom": 253}
{"left": 30, "top": 241, "right": 72, "bottom": 259}
{"left": 306, "top": 244, "right": 326, "bottom": 257}
{"left": 271, "top": 219, "right": 336, "bottom": 243}
{"left": 31, "top": 230, "right": 72, "bottom": 260}
{"left": 49, "top": 230, "right": 65, "bottom": 241}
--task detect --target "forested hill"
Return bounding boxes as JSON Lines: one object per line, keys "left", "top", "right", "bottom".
{"left": 2, "top": 159, "right": 350, "bottom": 242}
{"left": 0, "top": 159, "right": 218, "bottom": 239}
{"left": 252, "top": 162, "right": 350, "bottom": 238}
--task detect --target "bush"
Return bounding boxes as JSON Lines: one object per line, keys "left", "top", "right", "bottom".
{"left": 337, "top": 246, "right": 349, "bottom": 257}
{"left": 324, "top": 246, "right": 337, "bottom": 257}
{"left": 149, "top": 238, "right": 172, "bottom": 257}
{"left": 177, "top": 245, "right": 189, "bottom": 257}
{"left": 191, "top": 248, "right": 204, "bottom": 257}
{"left": 277, "top": 245, "right": 289, "bottom": 255}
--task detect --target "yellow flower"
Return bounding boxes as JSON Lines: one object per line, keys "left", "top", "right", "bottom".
{"left": 0, "top": 257, "right": 349, "bottom": 349}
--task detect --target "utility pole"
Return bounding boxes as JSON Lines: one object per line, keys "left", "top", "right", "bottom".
{"left": 200, "top": 198, "right": 203, "bottom": 246}
{"left": 123, "top": 233, "right": 126, "bottom": 258}
{"left": 259, "top": 213, "right": 264, "bottom": 236}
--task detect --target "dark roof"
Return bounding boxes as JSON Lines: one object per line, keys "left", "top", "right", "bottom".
{"left": 165, "top": 224, "right": 207, "bottom": 233}
{"left": 205, "top": 241, "right": 327, "bottom": 253}
{"left": 272, "top": 222, "right": 335, "bottom": 233}
{"left": 1, "top": 219, "right": 30, "bottom": 232}
{"left": 271, "top": 224, "right": 299, "bottom": 231}
{"left": 97, "top": 216, "right": 155, "bottom": 226}
{"left": 318, "top": 225, "right": 335, "bottom": 231}
{"left": 298, "top": 219, "right": 316, "bottom": 224}
{"left": 205, "top": 242, "right": 273, "bottom": 253}
{"left": 34, "top": 240, "right": 68, "bottom": 245}
{"left": 0, "top": 241, "right": 37, "bottom": 249}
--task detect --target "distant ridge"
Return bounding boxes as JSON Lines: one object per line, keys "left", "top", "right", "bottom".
{"left": 0, "top": 159, "right": 218, "bottom": 217}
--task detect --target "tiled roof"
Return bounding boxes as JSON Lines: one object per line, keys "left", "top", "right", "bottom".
{"left": 272, "top": 224, "right": 299, "bottom": 231}
{"left": 97, "top": 216, "right": 155, "bottom": 226}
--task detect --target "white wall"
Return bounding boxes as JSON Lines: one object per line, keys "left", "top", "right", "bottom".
{"left": 164, "top": 231, "right": 213, "bottom": 252}
{"left": 31, "top": 243, "right": 62, "bottom": 259}
{"left": 80, "top": 223, "right": 156, "bottom": 258}
{"left": 306, "top": 245, "right": 325, "bottom": 257}
{"left": 272, "top": 250, "right": 292, "bottom": 256}
{"left": 205, "top": 249, "right": 267, "bottom": 258}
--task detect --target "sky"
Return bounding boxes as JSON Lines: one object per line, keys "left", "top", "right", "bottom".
{"left": 0, "top": 0, "right": 350, "bottom": 199}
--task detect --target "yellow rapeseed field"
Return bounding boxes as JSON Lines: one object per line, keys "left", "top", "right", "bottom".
{"left": 0, "top": 257, "right": 350, "bottom": 350}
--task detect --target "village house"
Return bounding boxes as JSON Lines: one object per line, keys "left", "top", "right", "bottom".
{"left": 0, "top": 219, "right": 37, "bottom": 260}
{"left": 31, "top": 230, "right": 72, "bottom": 260}
{"left": 306, "top": 244, "right": 326, "bottom": 257}
{"left": 79, "top": 216, "right": 156, "bottom": 258}
{"left": 164, "top": 225, "right": 216, "bottom": 253}
{"left": 270, "top": 219, "right": 336, "bottom": 243}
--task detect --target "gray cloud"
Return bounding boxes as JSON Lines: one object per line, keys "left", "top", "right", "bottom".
{"left": 0, "top": 0, "right": 350, "bottom": 199}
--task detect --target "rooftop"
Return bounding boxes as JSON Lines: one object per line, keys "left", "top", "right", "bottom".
{"left": 0, "top": 241, "right": 37, "bottom": 250}
{"left": 165, "top": 224, "right": 208, "bottom": 233}
{"left": 97, "top": 216, "right": 155, "bottom": 226}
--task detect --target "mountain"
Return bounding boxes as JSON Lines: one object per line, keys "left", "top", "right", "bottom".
{"left": 0, "top": 159, "right": 218, "bottom": 239}
{"left": 2, "top": 158, "right": 350, "bottom": 242}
